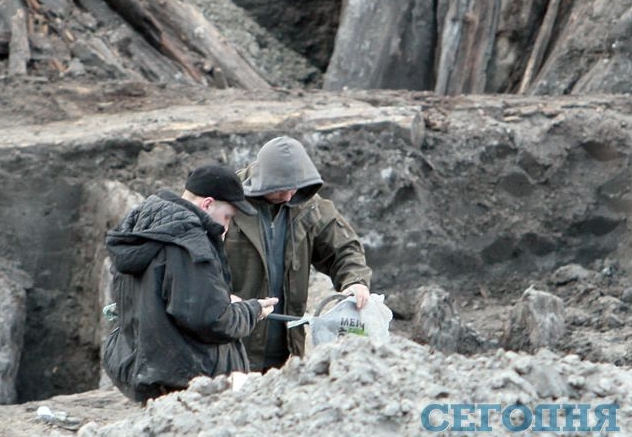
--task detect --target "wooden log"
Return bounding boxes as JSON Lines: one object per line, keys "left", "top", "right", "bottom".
{"left": 118, "top": 30, "right": 196, "bottom": 84}
{"left": 435, "top": 0, "right": 501, "bottom": 95}
{"left": 76, "top": 0, "right": 200, "bottom": 84}
{"left": 8, "top": 6, "right": 30, "bottom": 76}
{"left": 103, "top": 0, "right": 203, "bottom": 83}
{"left": 73, "top": 0, "right": 118, "bottom": 26}
{"left": 146, "top": 0, "right": 270, "bottom": 90}
{"left": 518, "top": 0, "right": 561, "bottom": 94}
{"left": 24, "top": 0, "right": 40, "bottom": 12}
{"left": 434, "top": 0, "right": 450, "bottom": 78}
{"left": 71, "top": 36, "right": 132, "bottom": 78}
{"left": 323, "top": 0, "right": 436, "bottom": 91}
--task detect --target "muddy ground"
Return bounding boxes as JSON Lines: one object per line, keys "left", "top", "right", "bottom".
{"left": 1, "top": 77, "right": 631, "bottom": 435}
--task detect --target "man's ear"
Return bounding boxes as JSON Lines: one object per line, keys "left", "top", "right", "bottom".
{"left": 201, "top": 196, "right": 215, "bottom": 210}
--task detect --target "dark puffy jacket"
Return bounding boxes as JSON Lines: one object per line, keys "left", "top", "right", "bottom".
{"left": 103, "top": 191, "right": 261, "bottom": 402}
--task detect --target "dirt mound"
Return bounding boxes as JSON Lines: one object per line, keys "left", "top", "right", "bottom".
{"left": 78, "top": 335, "right": 631, "bottom": 436}
{"left": 191, "top": 0, "right": 321, "bottom": 87}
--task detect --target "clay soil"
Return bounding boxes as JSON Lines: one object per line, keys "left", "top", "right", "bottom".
{"left": 1, "top": 77, "right": 631, "bottom": 436}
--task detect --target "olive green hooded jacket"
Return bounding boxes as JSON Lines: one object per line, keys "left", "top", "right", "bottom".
{"left": 224, "top": 137, "right": 372, "bottom": 370}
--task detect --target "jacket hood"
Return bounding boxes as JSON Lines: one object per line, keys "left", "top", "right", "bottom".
{"left": 242, "top": 136, "right": 323, "bottom": 205}
{"left": 106, "top": 191, "right": 223, "bottom": 274}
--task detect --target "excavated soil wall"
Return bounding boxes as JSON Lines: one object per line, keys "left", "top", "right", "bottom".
{"left": 1, "top": 88, "right": 632, "bottom": 402}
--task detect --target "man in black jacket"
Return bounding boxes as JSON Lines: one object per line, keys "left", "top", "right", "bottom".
{"left": 103, "top": 164, "right": 277, "bottom": 403}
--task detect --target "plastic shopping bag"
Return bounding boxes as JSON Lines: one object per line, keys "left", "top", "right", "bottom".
{"left": 310, "top": 293, "right": 393, "bottom": 346}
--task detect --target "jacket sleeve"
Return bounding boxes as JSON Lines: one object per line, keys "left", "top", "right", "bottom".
{"left": 311, "top": 198, "right": 373, "bottom": 291}
{"left": 162, "top": 245, "right": 262, "bottom": 343}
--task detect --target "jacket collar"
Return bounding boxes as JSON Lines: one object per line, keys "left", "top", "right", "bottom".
{"left": 158, "top": 190, "right": 225, "bottom": 240}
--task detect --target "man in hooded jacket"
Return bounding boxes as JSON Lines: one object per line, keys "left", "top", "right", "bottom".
{"left": 103, "top": 164, "right": 278, "bottom": 403}
{"left": 225, "top": 136, "right": 372, "bottom": 371}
